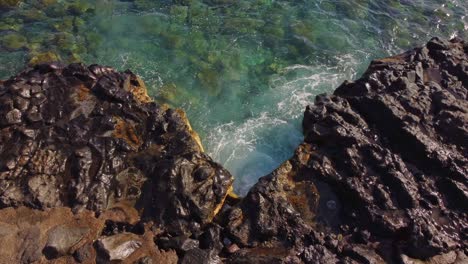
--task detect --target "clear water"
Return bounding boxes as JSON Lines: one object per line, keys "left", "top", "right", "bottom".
{"left": 1, "top": 0, "right": 467, "bottom": 194}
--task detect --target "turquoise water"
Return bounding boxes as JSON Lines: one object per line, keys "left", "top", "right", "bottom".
{"left": 1, "top": 0, "right": 467, "bottom": 194}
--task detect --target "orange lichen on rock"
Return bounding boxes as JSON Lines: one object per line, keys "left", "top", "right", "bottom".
{"left": 76, "top": 84, "right": 91, "bottom": 102}
{"left": 374, "top": 52, "right": 408, "bottom": 64}
{"left": 272, "top": 158, "right": 319, "bottom": 226}
{"left": 112, "top": 117, "right": 141, "bottom": 149}
{"left": 211, "top": 185, "right": 234, "bottom": 220}
{"left": 0, "top": 206, "right": 105, "bottom": 263}
{"left": 175, "top": 108, "right": 204, "bottom": 152}
{"left": 124, "top": 75, "right": 152, "bottom": 104}
{"left": 286, "top": 181, "right": 319, "bottom": 225}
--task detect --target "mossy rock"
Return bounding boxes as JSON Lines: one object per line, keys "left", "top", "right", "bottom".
{"left": 223, "top": 17, "right": 265, "bottom": 34}
{"left": 28, "top": 51, "right": 60, "bottom": 65}
{"left": 53, "top": 16, "right": 74, "bottom": 32}
{"left": 84, "top": 32, "right": 103, "bottom": 51}
{"left": 44, "top": 3, "right": 68, "bottom": 17}
{"left": 0, "top": 18, "right": 23, "bottom": 31}
{"left": 162, "top": 32, "right": 185, "bottom": 49}
{"left": 19, "top": 9, "right": 47, "bottom": 22}
{"left": 1, "top": 33, "right": 27, "bottom": 50}
{"left": 157, "top": 82, "right": 178, "bottom": 103}
{"left": 54, "top": 32, "right": 76, "bottom": 50}
{"left": 39, "top": 0, "right": 57, "bottom": 7}
{"left": 73, "top": 17, "right": 86, "bottom": 31}
{"left": 170, "top": 5, "right": 188, "bottom": 24}
{"left": 67, "top": 52, "right": 82, "bottom": 63}
{"left": 262, "top": 24, "right": 285, "bottom": 39}
{"left": 319, "top": 1, "right": 336, "bottom": 12}
{"left": 197, "top": 68, "right": 221, "bottom": 96}
{"left": 133, "top": 0, "right": 159, "bottom": 10}
{"left": 0, "top": 0, "right": 21, "bottom": 9}
{"left": 67, "top": 1, "right": 92, "bottom": 16}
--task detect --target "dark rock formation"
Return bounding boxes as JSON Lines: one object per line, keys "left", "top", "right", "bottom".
{"left": 224, "top": 37, "right": 468, "bottom": 263}
{"left": 0, "top": 63, "right": 232, "bottom": 262}
{"left": 0, "top": 38, "right": 466, "bottom": 263}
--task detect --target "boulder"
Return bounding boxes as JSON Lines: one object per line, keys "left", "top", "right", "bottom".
{"left": 0, "top": 63, "right": 233, "bottom": 236}
{"left": 96, "top": 233, "right": 143, "bottom": 261}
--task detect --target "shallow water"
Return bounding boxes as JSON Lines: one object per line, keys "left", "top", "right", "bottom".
{"left": 1, "top": 0, "right": 467, "bottom": 194}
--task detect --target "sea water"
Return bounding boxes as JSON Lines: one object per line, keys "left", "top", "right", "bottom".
{"left": 0, "top": 0, "right": 466, "bottom": 194}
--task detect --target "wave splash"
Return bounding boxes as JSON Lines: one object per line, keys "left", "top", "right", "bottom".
{"left": 205, "top": 54, "right": 359, "bottom": 194}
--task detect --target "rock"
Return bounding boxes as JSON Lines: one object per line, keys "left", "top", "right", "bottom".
{"left": 0, "top": 207, "right": 103, "bottom": 264}
{"left": 28, "top": 51, "right": 61, "bottom": 65}
{"left": 43, "top": 225, "right": 89, "bottom": 259}
{"left": 0, "top": 63, "right": 233, "bottom": 234}
{"left": 0, "top": 0, "right": 21, "bottom": 10}
{"left": 181, "top": 248, "right": 221, "bottom": 264}
{"left": 0, "top": 33, "right": 27, "bottom": 50}
{"left": 224, "top": 38, "right": 468, "bottom": 262}
{"left": 4, "top": 108, "right": 21, "bottom": 124}
{"left": 400, "top": 250, "right": 468, "bottom": 264}
{"left": 199, "top": 224, "right": 223, "bottom": 254}
{"left": 96, "top": 233, "right": 143, "bottom": 261}
{"left": 157, "top": 235, "right": 200, "bottom": 253}
{"left": 227, "top": 248, "right": 298, "bottom": 264}
{"left": 226, "top": 161, "right": 315, "bottom": 247}
{"left": 73, "top": 243, "right": 94, "bottom": 263}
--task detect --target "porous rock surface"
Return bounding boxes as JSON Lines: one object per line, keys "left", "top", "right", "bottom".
{"left": 0, "top": 63, "right": 232, "bottom": 263}
{"left": 0, "top": 38, "right": 467, "bottom": 263}
{"left": 223, "top": 37, "right": 468, "bottom": 263}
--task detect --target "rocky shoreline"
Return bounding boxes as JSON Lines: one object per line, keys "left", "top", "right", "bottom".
{"left": 0, "top": 38, "right": 467, "bottom": 263}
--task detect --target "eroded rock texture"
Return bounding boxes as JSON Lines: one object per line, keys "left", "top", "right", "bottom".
{"left": 0, "top": 63, "right": 232, "bottom": 263}
{"left": 224, "top": 37, "right": 468, "bottom": 263}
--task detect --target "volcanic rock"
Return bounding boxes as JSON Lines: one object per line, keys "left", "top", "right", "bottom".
{"left": 0, "top": 63, "right": 233, "bottom": 235}
{"left": 95, "top": 233, "right": 143, "bottom": 261}
{"left": 224, "top": 37, "right": 468, "bottom": 262}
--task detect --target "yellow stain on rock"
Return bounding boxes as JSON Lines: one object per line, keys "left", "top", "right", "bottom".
{"left": 124, "top": 75, "right": 152, "bottom": 104}
{"left": 112, "top": 116, "right": 141, "bottom": 150}
{"left": 76, "top": 84, "right": 91, "bottom": 101}
{"left": 211, "top": 185, "right": 234, "bottom": 221}
{"left": 175, "top": 108, "right": 204, "bottom": 152}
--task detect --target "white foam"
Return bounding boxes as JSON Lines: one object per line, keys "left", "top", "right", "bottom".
{"left": 205, "top": 54, "right": 359, "bottom": 194}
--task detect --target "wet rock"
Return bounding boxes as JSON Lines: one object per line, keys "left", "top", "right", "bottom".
{"left": 96, "top": 233, "right": 143, "bottom": 261}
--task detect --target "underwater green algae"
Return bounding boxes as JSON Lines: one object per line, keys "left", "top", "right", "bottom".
{"left": 1, "top": 0, "right": 467, "bottom": 193}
